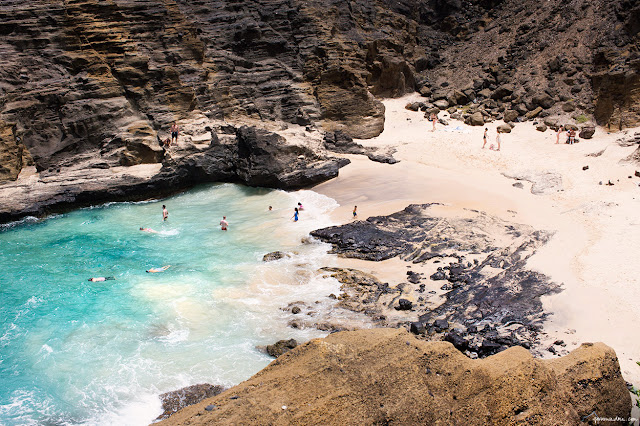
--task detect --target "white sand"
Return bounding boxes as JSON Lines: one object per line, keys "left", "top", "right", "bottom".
{"left": 313, "top": 94, "right": 640, "bottom": 385}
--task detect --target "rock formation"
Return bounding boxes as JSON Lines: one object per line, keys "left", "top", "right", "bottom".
{"left": 2, "top": 0, "right": 637, "bottom": 221}
{"left": 311, "top": 204, "right": 560, "bottom": 357}
{"left": 156, "top": 328, "right": 631, "bottom": 425}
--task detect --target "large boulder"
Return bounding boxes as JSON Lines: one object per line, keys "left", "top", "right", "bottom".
{"left": 579, "top": 125, "right": 596, "bottom": 139}
{"left": 533, "top": 93, "right": 555, "bottom": 109}
{"left": 266, "top": 339, "right": 298, "bottom": 358}
{"left": 497, "top": 123, "right": 512, "bottom": 133}
{"left": 234, "top": 126, "right": 340, "bottom": 189}
{"left": 159, "top": 329, "right": 632, "bottom": 425}
{"left": 465, "top": 112, "right": 485, "bottom": 126}
{"left": 525, "top": 107, "right": 543, "bottom": 120}
{"left": 503, "top": 110, "right": 519, "bottom": 123}
{"left": 491, "top": 84, "right": 514, "bottom": 100}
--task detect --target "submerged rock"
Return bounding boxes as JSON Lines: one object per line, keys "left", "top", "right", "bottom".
{"left": 266, "top": 339, "right": 298, "bottom": 358}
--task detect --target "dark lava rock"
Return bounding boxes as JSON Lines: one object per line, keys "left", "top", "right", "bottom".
{"left": 324, "top": 131, "right": 367, "bottom": 155}
{"left": 263, "top": 251, "right": 290, "bottom": 262}
{"left": 407, "top": 271, "right": 421, "bottom": 284}
{"left": 444, "top": 332, "right": 468, "bottom": 351}
{"left": 367, "top": 151, "right": 400, "bottom": 164}
{"left": 430, "top": 271, "right": 447, "bottom": 281}
{"left": 433, "top": 319, "right": 449, "bottom": 332}
{"left": 512, "top": 182, "right": 524, "bottom": 188}
{"left": 582, "top": 165, "right": 589, "bottom": 171}
{"left": 410, "top": 321, "right": 426, "bottom": 335}
{"left": 266, "top": 339, "right": 298, "bottom": 358}
{"left": 156, "top": 384, "right": 225, "bottom": 421}
{"left": 291, "top": 306, "right": 301, "bottom": 314}
{"left": 396, "top": 299, "right": 413, "bottom": 311}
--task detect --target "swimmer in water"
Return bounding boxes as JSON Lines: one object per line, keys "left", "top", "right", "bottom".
{"left": 139, "top": 227, "right": 158, "bottom": 233}
{"left": 162, "top": 205, "right": 168, "bottom": 221}
{"left": 146, "top": 265, "right": 171, "bottom": 273}
{"left": 220, "top": 216, "right": 229, "bottom": 231}
{"left": 297, "top": 202, "right": 304, "bottom": 211}
{"left": 88, "top": 277, "right": 115, "bottom": 282}
{"left": 268, "top": 205, "right": 273, "bottom": 211}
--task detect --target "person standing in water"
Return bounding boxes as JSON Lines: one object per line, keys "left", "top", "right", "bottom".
{"left": 292, "top": 208, "right": 299, "bottom": 222}
{"left": 220, "top": 216, "right": 229, "bottom": 230}
{"left": 297, "top": 202, "right": 304, "bottom": 211}
{"left": 170, "top": 123, "right": 179, "bottom": 145}
{"left": 353, "top": 205, "right": 358, "bottom": 219}
{"left": 162, "top": 205, "right": 168, "bottom": 221}
{"left": 482, "top": 128, "right": 488, "bottom": 149}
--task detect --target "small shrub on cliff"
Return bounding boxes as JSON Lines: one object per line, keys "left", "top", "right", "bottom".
{"left": 576, "top": 114, "right": 589, "bottom": 124}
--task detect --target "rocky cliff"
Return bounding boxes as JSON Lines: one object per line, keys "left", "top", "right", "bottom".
{"left": 157, "top": 328, "right": 631, "bottom": 425}
{"left": 0, "top": 0, "right": 638, "bottom": 219}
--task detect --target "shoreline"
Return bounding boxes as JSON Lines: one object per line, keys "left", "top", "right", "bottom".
{"left": 311, "top": 94, "right": 640, "bottom": 386}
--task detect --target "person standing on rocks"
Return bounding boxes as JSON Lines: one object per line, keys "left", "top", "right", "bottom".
{"left": 555, "top": 126, "right": 564, "bottom": 144}
{"left": 162, "top": 205, "right": 168, "bottom": 221}
{"left": 482, "top": 128, "right": 488, "bottom": 149}
{"left": 170, "top": 123, "right": 179, "bottom": 145}
{"left": 495, "top": 129, "right": 501, "bottom": 151}
{"left": 220, "top": 216, "right": 229, "bottom": 231}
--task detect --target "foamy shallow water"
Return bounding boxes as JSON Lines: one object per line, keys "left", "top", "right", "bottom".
{"left": 0, "top": 183, "right": 341, "bottom": 425}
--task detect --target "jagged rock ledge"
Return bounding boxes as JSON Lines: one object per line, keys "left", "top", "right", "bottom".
{"left": 0, "top": 124, "right": 347, "bottom": 224}
{"left": 156, "top": 328, "right": 631, "bottom": 425}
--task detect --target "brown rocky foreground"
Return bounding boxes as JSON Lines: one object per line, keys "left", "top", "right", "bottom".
{"left": 156, "top": 328, "right": 630, "bottom": 425}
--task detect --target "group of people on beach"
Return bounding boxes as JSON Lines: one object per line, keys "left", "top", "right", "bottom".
{"left": 481, "top": 128, "right": 501, "bottom": 151}
{"left": 555, "top": 126, "right": 578, "bottom": 144}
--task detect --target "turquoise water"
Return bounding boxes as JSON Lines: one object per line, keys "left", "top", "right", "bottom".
{"left": 0, "top": 184, "right": 340, "bottom": 425}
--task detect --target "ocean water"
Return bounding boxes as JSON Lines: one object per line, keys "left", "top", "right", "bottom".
{"left": 0, "top": 184, "right": 341, "bottom": 425}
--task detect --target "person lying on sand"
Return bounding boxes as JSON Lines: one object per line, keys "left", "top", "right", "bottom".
{"left": 88, "top": 277, "right": 115, "bottom": 282}
{"left": 139, "top": 227, "right": 158, "bottom": 233}
{"left": 146, "top": 265, "right": 171, "bottom": 273}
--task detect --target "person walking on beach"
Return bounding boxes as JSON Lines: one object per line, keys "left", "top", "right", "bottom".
{"left": 353, "top": 205, "right": 358, "bottom": 219}
{"left": 292, "top": 208, "right": 299, "bottom": 222}
{"left": 162, "top": 205, "right": 168, "bottom": 221}
{"left": 170, "top": 123, "right": 179, "bottom": 145}
{"left": 555, "top": 126, "right": 564, "bottom": 144}
{"left": 482, "top": 128, "right": 488, "bottom": 149}
{"left": 495, "top": 129, "right": 501, "bottom": 151}
{"left": 220, "top": 216, "right": 229, "bottom": 231}
{"left": 430, "top": 112, "right": 437, "bottom": 131}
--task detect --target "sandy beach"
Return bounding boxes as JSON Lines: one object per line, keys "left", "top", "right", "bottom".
{"left": 313, "top": 94, "right": 640, "bottom": 386}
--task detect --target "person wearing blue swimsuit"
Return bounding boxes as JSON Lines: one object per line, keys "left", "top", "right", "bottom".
{"left": 292, "top": 207, "right": 299, "bottom": 222}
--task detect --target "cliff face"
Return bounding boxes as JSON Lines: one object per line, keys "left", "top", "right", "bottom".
{"left": 157, "top": 328, "right": 631, "bottom": 425}
{"left": 0, "top": 0, "right": 637, "bottom": 186}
